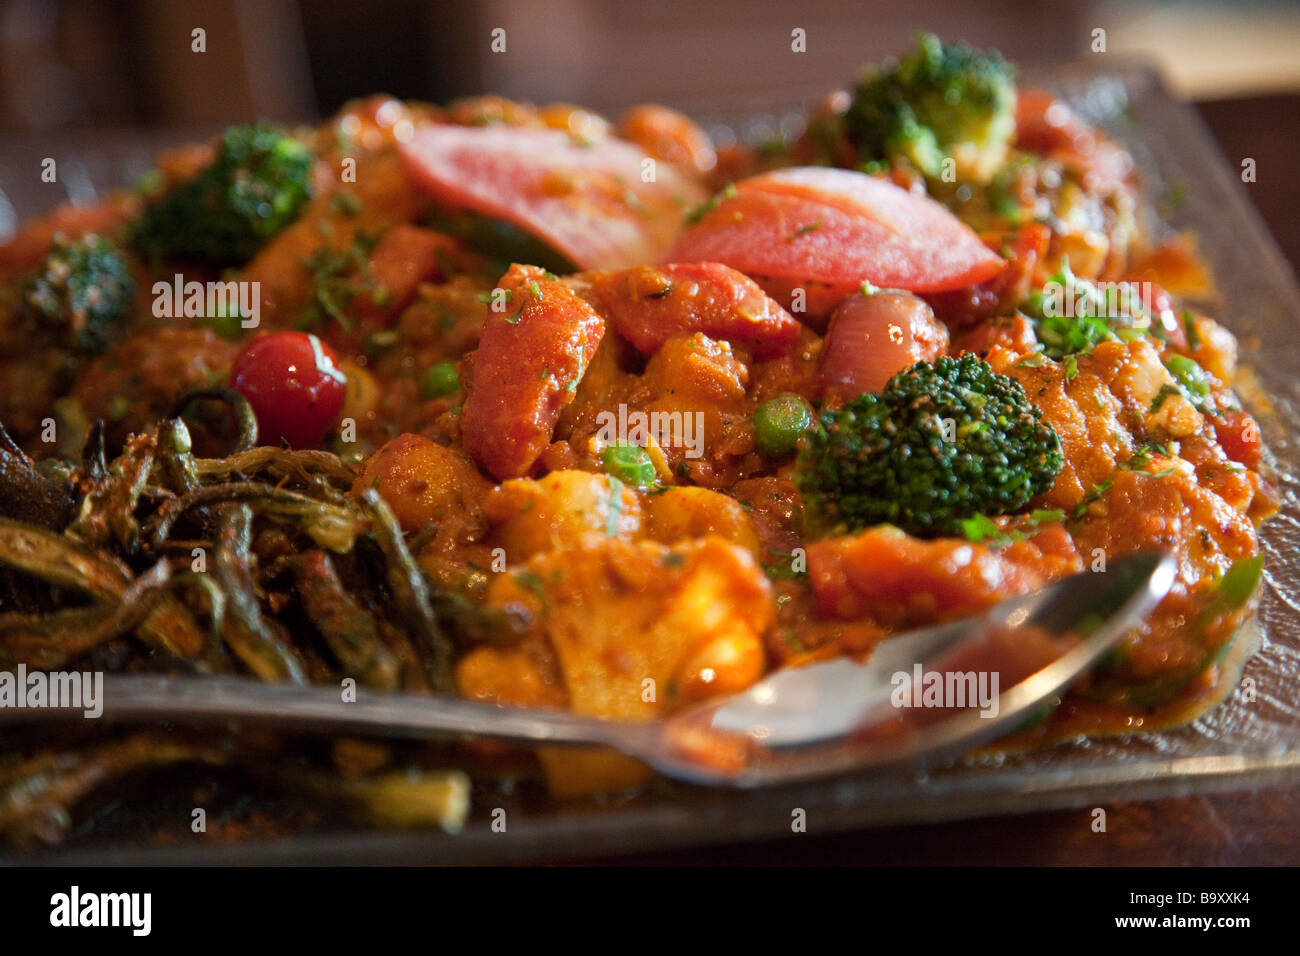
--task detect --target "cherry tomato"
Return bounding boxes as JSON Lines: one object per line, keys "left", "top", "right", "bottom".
{"left": 230, "top": 332, "right": 347, "bottom": 447}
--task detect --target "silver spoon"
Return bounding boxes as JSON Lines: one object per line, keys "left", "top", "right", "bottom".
{"left": 3, "top": 551, "right": 1175, "bottom": 787}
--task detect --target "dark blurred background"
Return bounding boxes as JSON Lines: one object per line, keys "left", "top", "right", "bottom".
{"left": 4, "top": 0, "right": 1300, "bottom": 124}
{"left": 0, "top": 0, "right": 1297, "bottom": 260}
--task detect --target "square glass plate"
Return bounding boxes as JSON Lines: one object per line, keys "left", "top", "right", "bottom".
{"left": 4, "top": 58, "right": 1300, "bottom": 865}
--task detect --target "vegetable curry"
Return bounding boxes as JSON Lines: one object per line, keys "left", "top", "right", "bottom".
{"left": 0, "top": 35, "right": 1276, "bottom": 821}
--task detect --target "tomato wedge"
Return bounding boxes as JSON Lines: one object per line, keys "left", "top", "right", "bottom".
{"left": 666, "top": 167, "right": 1005, "bottom": 318}
{"left": 399, "top": 125, "right": 707, "bottom": 271}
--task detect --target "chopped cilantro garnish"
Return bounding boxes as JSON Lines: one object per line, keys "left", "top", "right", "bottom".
{"left": 684, "top": 183, "right": 736, "bottom": 225}
{"left": 1073, "top": 476, "right": 1115, "bottom": 519}
{"left": 1015, "top": 351, "right": 1048, "bottom": 368}
{"left": 1149, "top": 383, "right": 1183, "bottom": 414}
{"left": 1182, "top": 310, "right": 1202, "bottom": 351}
{"left": 330, "top": 191, "right": 362, "bottom": 216}
{"left": 960, "top": 513, "right": 1004, "bottom": 544}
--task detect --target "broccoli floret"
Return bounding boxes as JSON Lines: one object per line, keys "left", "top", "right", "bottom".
{"left": 795, "top": 354, "right": 1063, "bottom": 537}
{"left": 132, "top": 123, "right": 312, "bottom": 267}
{"left": 24, "top": 234, "right": 135, "bottom": 354}
{"left": 844, "top": 33, "right": 1016, "bottom": 185}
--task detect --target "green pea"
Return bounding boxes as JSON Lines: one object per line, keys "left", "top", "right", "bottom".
{"left": 752, "top": 394, "right": 813, "bottom": 459}
{"left": 206, "top": 303, "right": 246, "bottom": 340}
{"left": 421, "top": 361, "right": 459, "bottom": 398}
{"left": 600, "top": 443, "right": 657, "bottom": 488}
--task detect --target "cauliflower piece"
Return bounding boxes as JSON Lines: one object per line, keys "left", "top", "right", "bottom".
{"left": 479, "top": 535, "right": 771, "bottom": 719}
{"left": 458, "top": 535, "right": 772, "bottom": 797}
{"left": 484, "top": 469, "right": 643, "bottom": 563}
{"left": 1108, "top": 339, "right": 1203, "bottom": 438}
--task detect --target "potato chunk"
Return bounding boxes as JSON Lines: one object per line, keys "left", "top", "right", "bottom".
{"left": 351, "top": 433, "right": 491, "bottom": 533}
{"left": 644, "top": 485, "right": 760, "bottom": 558}
{"left": 485, "top": 469, "right": 642, "bottom": 563}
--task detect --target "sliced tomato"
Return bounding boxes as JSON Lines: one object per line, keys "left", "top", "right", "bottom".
{"left": 665, "top": 167, "right": 1005, "bottom": 322}
{"left": 399, "top": 125, "right": 707, "bottom": 271}
{"left": 461, "top": 264, "right": 606, "bottom": 480}
{"left": 1213, "top": 409, "right": 1263, "bottom": 470}
{"left": 585, "top": 262, "right": 800, "bottom": 359}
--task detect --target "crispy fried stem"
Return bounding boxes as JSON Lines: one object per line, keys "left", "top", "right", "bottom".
{"left": 0, "top": 408, "right": 487, "bottom": 845}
